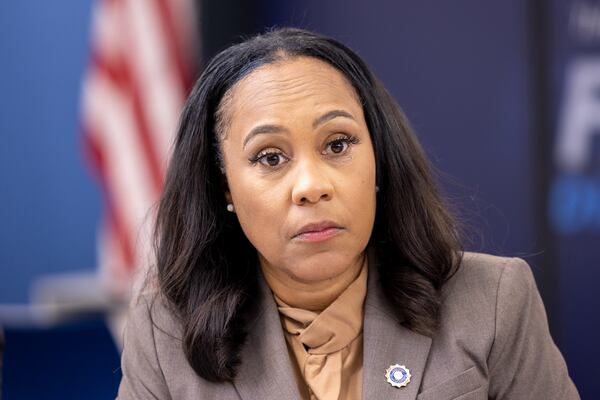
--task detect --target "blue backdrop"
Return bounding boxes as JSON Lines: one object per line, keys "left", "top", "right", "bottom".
{"left": 0, "top": 2, "right": 101, "bottom": 304}
{"left": 545, "top": 0, "right": 600, "bottom": 394}
{"left": 0, "top": 3, "right": 120, "bottom": 399}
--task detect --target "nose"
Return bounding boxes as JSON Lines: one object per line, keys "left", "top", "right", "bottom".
{"left": 291, "top": 159, "right": 334, "bottom": 205}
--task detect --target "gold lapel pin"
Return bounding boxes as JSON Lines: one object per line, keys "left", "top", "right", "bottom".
{"left": 385, "top": 364, "right": 411, "bottom": 388}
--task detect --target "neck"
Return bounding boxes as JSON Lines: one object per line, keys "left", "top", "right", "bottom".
{"left": 260, "top": 253, "right": 367, "bottom": 311}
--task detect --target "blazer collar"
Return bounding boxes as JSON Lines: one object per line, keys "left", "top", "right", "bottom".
{"left": 233, "top": 274, "right": 302, "bottom": 400}
{"left": 362, "top": 261, "right": 432, "bottom": 399}
{"left": 234, "top": 257, "right": 432, "bottom": 400}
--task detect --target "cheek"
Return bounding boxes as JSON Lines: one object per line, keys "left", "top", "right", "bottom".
{"left": 229, "top": 175, "right": 287, "bottom": 253}
{"left": 350, "top": 178, "right": 376, "bottom": 231}
{"left": 347, "top": 151, "right": 377, "bottom": 233}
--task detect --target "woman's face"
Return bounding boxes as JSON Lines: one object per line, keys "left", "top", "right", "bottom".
{"left": 220, "top": 56, "right": 376, "bottom": 285}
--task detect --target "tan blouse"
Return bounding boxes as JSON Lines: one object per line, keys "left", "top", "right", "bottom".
{"left": 274, "top": 263, "right": 368, "bottom": 400}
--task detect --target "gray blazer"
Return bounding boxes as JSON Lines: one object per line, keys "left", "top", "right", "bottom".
{"left": 117, "top": 252, "right": 579, "bottom": 399}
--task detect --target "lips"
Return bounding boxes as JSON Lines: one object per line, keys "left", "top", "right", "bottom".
{"left": 292, "top": 221, "right": 344, "bottom": 242}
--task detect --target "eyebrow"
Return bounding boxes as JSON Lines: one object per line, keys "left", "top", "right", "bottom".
{"left": 242, "top": 109, "right": 356, "bottom": 149}
{"left": 312, "top": 109, "right": 355, "bottom": 129}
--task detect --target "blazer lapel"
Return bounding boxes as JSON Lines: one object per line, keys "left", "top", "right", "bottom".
{"left": 362, "top": 266, "right": 432, "bottom": 400}
{"left": 233, "top": 276, "right": 302, "bottom": 400}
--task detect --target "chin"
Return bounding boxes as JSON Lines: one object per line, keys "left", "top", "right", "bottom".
{"left": 285, "top": 251, "right": 360, "bottom": 283}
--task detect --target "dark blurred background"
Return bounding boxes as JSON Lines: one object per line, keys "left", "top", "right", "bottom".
{"left": 1, "top": 0, "right": 599, "bottom": 398}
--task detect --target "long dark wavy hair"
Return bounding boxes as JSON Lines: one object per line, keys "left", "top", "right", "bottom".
{"left": 153, "top": 27, "right": 462, "bottom": 382}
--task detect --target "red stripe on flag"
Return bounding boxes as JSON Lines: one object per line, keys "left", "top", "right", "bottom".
{"left": 91, "top": 51, "right": 164, "bottom": 194}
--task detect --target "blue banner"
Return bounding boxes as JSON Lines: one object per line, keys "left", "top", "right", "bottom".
{"left": 547, "top": 0, "right": 600, "bottom": 396}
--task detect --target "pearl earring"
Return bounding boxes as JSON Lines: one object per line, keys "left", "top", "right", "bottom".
{"left": 226, "top": 204, "right": 235, "bottom": 212}
{"left": 376, "top": 186, "right": 380, "bottom": 193}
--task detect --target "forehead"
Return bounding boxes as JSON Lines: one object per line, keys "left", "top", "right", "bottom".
{"left": 224, "top": 56, "right": 362, "bottom": 125}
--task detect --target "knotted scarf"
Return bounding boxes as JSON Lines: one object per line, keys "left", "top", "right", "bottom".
{"left": 275, "top": 264, "right": 367, "bottom": 400}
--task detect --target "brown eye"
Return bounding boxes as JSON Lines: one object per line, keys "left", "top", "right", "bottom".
{"left": 330, "top": 140, "right": 347, "bottom": 154}
{"left": 251, "top": 150, "right": 288, "bottom": 168}
{"left": 325, "top": 138, "right": 352, "bottom": 155}
{"left": 323, "top": 135, "right": 359, "bottom": 156}
{"left": 264, "top": 154, "right": 281, "bottom": 166}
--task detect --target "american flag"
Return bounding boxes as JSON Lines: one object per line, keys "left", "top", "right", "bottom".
{"left": 81, "top": 0, "right": 198, "bottom": 302}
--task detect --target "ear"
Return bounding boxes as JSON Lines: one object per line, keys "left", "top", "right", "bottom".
{"left": 224, "top": 189, "right": 233, "bottom": 204}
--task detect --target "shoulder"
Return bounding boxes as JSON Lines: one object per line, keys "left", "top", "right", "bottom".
{"left": 440, "top": 252, "right": 540, "bottom": 325}
{"left": 438, "top": 252, "right": 535, "bottom": 333}
{"left": 119, "top": 291, "right": 236, "bottom": 399}
{"left": 432, "top": 252, "right": 535, "bottom": 358}
{"left": 443, "top": 251, "right": 534, "bottom": 300}
{"left": 119, "top": 289, "right": 185, "bottom": 364}
{"left": 435, "top": 251, "right": 541, "bottom": 360}
{"left": 124, "top": 291, "right": 202, "bottom": 376}
{"left": 118, "top": 291, "right": 186, "bottom": 398}
{"left": 128, "top": 290, "right": 184, "bottom": 340}
{"left": 421, "top": 252, "right": 579, "bottom": 399}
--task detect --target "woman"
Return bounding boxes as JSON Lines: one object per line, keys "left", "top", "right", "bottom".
{"left": 117, "top": 28, "right": 579, "bottom": 399}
